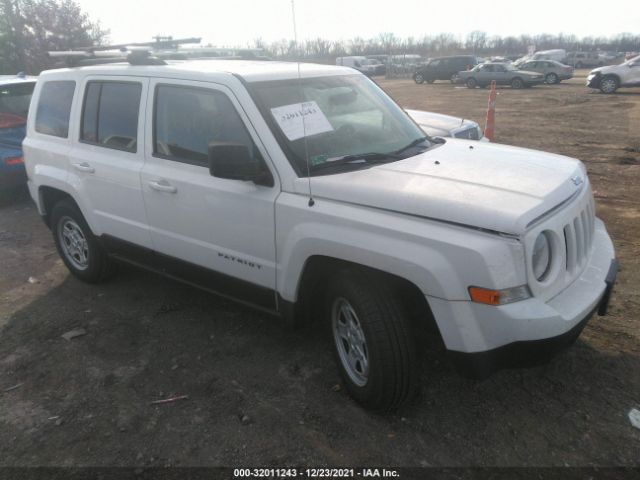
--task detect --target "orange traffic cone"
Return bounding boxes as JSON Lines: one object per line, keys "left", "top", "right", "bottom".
{"left": 484, "top": 80, "right": 497, "bottom": 142}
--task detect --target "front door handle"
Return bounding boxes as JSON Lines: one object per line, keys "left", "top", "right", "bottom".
{"left": 148, "top": 180, "right": 177, "bottom": 194}
{"left": 72, "top": 162, "right": 95, "bottom": 173}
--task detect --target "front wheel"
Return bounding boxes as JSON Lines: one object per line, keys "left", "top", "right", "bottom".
{"left": 326, "top": 270, "right": 416, "bottom": 412}
{"left": 545, "top": 73, "right": 558, "bottom": 84}
{"left": 413, "top": 73, "right": 425, "bottom": 84}
{"left": 466, "top": 77, "right": 478, "bottom": 89}
{"left": 599, "top": 75, "right": 619, "bottom": 94}
{"left": 511, "top": 77, "right": 524, "bottom": 89}
{"left": 51, "top": 199, "right": 117, "bottom": 283}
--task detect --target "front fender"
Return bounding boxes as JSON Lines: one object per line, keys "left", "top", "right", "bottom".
{"left": 276, "top": 194, "right": 526, "bottom": 303}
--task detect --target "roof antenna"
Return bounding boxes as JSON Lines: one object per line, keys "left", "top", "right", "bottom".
{"left": 291, "top": 0, "right": 314, "bottom": 207}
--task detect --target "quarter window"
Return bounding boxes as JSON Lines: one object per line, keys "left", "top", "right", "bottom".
{"left": 35, "top": 81, "right": 76, "bottom": 138}
{"left": 153, "top": 85, "right": 255, "bottom": 167}
{"left": 81, "top": 81, "right": 141, "bottom": 152}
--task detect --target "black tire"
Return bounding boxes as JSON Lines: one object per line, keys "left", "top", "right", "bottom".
{"left": 51, "top": 199, "right": 117, "bottom": 283}
{"left": 511, "top": 77, "right": 524, "bottom": 89}
{"left": 326, "top": 269, "right": 416, "bottom": 412}
{"left": 466, "top": 77, "right": 478, "bottom": 89}
{"left": 413, "top": 73, "right": 425, "bottom": 84}
{"left": 599, "top": 75, "right": 619, "bottom": 94}
{"left": 545, "top": 73, "right": 558, "bottom": 84}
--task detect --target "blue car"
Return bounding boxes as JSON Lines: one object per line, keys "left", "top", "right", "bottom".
{"left": 0, "top": 75, "right": 36, "bottom": 191}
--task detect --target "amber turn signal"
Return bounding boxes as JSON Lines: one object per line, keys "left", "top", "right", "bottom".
{"left": 468, "top": 287, "right": 501, "bottom": 305}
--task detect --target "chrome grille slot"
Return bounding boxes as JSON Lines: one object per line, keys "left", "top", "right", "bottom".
{"left": 563, "top": 203, "right": 596, "bottom": 272}
{"left": 564, "top": 224, "right": 577, "bottom": 272}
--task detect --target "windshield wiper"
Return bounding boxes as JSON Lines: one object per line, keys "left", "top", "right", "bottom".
{"left": 393, "top": 136, "right": 439, "bottom": 155}
{"left": 309, "top": 152, "right": 397, "bottom": 172}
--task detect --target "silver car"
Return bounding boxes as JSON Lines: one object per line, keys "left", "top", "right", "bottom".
{"left": 458, "top": 63, "right": 545, "bottom": 89}
{"left": 405, "top": 109, "right": 488, "bottom": 141}
{"left": 517, "top": 60, "right": 574, "bottom": 84}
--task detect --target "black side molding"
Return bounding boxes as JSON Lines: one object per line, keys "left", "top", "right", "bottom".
{"left": 99, "top": 235, "right": 278, "bottom": 315}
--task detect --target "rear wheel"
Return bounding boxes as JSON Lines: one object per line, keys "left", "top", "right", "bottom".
{"left": 413, "top": 73, "right": 425, "bottom": 84}
{"left": 326, "top": 270, "right": 416, "bottom": 412}
{"left": 466, "top": 77, "right": 478, "bottom": 89}
{"left": 51, "top": 199, "right": 117, "bottom": 283}
{"left": 599, "top": 75, "right": 619, "bottom": 94}
{"left": 511, "top": 77, "right": 524, "bottom": 89}
{"left": 545, "top": 73, "right": 558, "bottom": 84}
{"left": 450, "top": 73, "right": 460, "bottom": 83}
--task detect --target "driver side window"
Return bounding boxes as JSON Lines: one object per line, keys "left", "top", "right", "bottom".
{"left": 153, "top": 85, "right": 255, "bottom": 167}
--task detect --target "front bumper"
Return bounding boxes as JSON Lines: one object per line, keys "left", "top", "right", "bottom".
{"left": 449, "top": 259, "right": 617, "bottom": 378}
{"left": 586, "top": 73, "right": 601, "bottom": 88}
{"left": 427, "top": 218, "right": 616, "bottom": 378}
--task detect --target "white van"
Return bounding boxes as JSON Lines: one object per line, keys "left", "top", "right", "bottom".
{"left": 335, "top": 56, "right": 383, "bottom": 76}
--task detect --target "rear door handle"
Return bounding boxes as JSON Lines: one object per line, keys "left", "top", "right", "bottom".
{"left": 72, "top": 162, "right": 95, "bottom": 173}
{"left": 148, "top": 180, "right": 177, "bottom": 194}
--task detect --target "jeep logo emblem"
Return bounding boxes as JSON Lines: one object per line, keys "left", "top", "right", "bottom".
{"left": 571, "top": 176, "right": 583, "bottom": 187}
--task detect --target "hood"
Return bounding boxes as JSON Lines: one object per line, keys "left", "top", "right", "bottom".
{"left": 296, "top": 139, "right": 586, "bottom": 235}
{"left": 405, "top": 109, "right": 475, "bottom": 137}
{"left": 589, "top": 64, "right": 621, "bottom": 75}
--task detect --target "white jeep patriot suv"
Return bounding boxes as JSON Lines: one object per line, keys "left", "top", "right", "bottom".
{"left": 24, "top": 59, "right": 617, "bottom": 411}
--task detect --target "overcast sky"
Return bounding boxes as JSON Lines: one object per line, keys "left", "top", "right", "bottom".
{"left": 78, "top": 0, "right": 639, "bottom": 47}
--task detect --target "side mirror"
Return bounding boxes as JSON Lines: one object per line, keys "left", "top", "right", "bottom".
{"left": 208, "top": 143, "right": 273, "bottom": 187}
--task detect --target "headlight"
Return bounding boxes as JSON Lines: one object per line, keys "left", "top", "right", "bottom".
{"left": 532, "top": 232, "right": 552, "bottom": 281}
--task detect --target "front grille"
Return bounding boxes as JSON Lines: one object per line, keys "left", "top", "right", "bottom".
{"left": 453, "top": 126, "right": 480, "bottom": 140}
{"left": 563, "top": 200, "right": 595, "bottom": 273}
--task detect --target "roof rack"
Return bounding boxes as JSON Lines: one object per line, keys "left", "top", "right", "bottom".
{"left": 48, "top": 37, "right": 202, "bottom": 67}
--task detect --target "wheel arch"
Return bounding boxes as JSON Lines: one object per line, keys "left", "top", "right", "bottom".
{"left": 38, "top": 185, "right": 94, "bottom": 232}
{"left": 284, "top": 255, "right": 440, "bottom": 339}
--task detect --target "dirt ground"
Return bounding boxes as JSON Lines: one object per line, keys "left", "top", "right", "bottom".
{"left": 1, "top": 71, "right": 639, "bottom": 468}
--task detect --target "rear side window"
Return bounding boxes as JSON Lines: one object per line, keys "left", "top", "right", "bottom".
{"left": 35, "top": 81, "right": 75, "bottom": 138}
{"left": 81, "top": 81, "right": 142, "bottom": 152}
{"left": 153, "top": 85, "right": 254, "bottom": 167}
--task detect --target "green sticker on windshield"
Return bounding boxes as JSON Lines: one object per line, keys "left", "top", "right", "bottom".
{"left": 310, "top": 154, "right": 330, "bottom": 166}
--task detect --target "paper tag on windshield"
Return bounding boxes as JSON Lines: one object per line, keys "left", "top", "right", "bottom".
{"left": 271, "top": 101, "right": 333, "bottom": 141}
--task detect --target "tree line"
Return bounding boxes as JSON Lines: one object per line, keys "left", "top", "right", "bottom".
{"left": 0, "top": 0, "right": 638, "bottom": 74}
{"left": 0, "top": 0, "right": 107, "bottom": 74}
{"left": 255, "top": 31, "right": 640, "bottom": 61}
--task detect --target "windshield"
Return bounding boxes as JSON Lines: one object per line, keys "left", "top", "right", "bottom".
{"left": 248, "top": 75, "right": 430, "bottom": 176}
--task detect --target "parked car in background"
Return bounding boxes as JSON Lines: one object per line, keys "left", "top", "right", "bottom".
{"left": 564, "top": 52, "right": 603, "bottom": 69}
{"left": 0, "top": 74, "right": 36, "bottom": 192}
{"left": 413, "top": 55, "right": 478, "bottom": 84}
{"left": 458, "top": 63, "right": 545, "bottom": 89}
{"left": 587, "top": 54, "right": 640, "bottom": 93}
{"left": 517, "top": 60, "right": 574, "bottom": 84}
{"left": 335, "top": 56, "right": 384, "bottom": 76}
{"left": 532, "top": 49, "right": 567, "bottom": 63}
{"left": 405, "top": 109, "right": 487, "bottom": 141}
